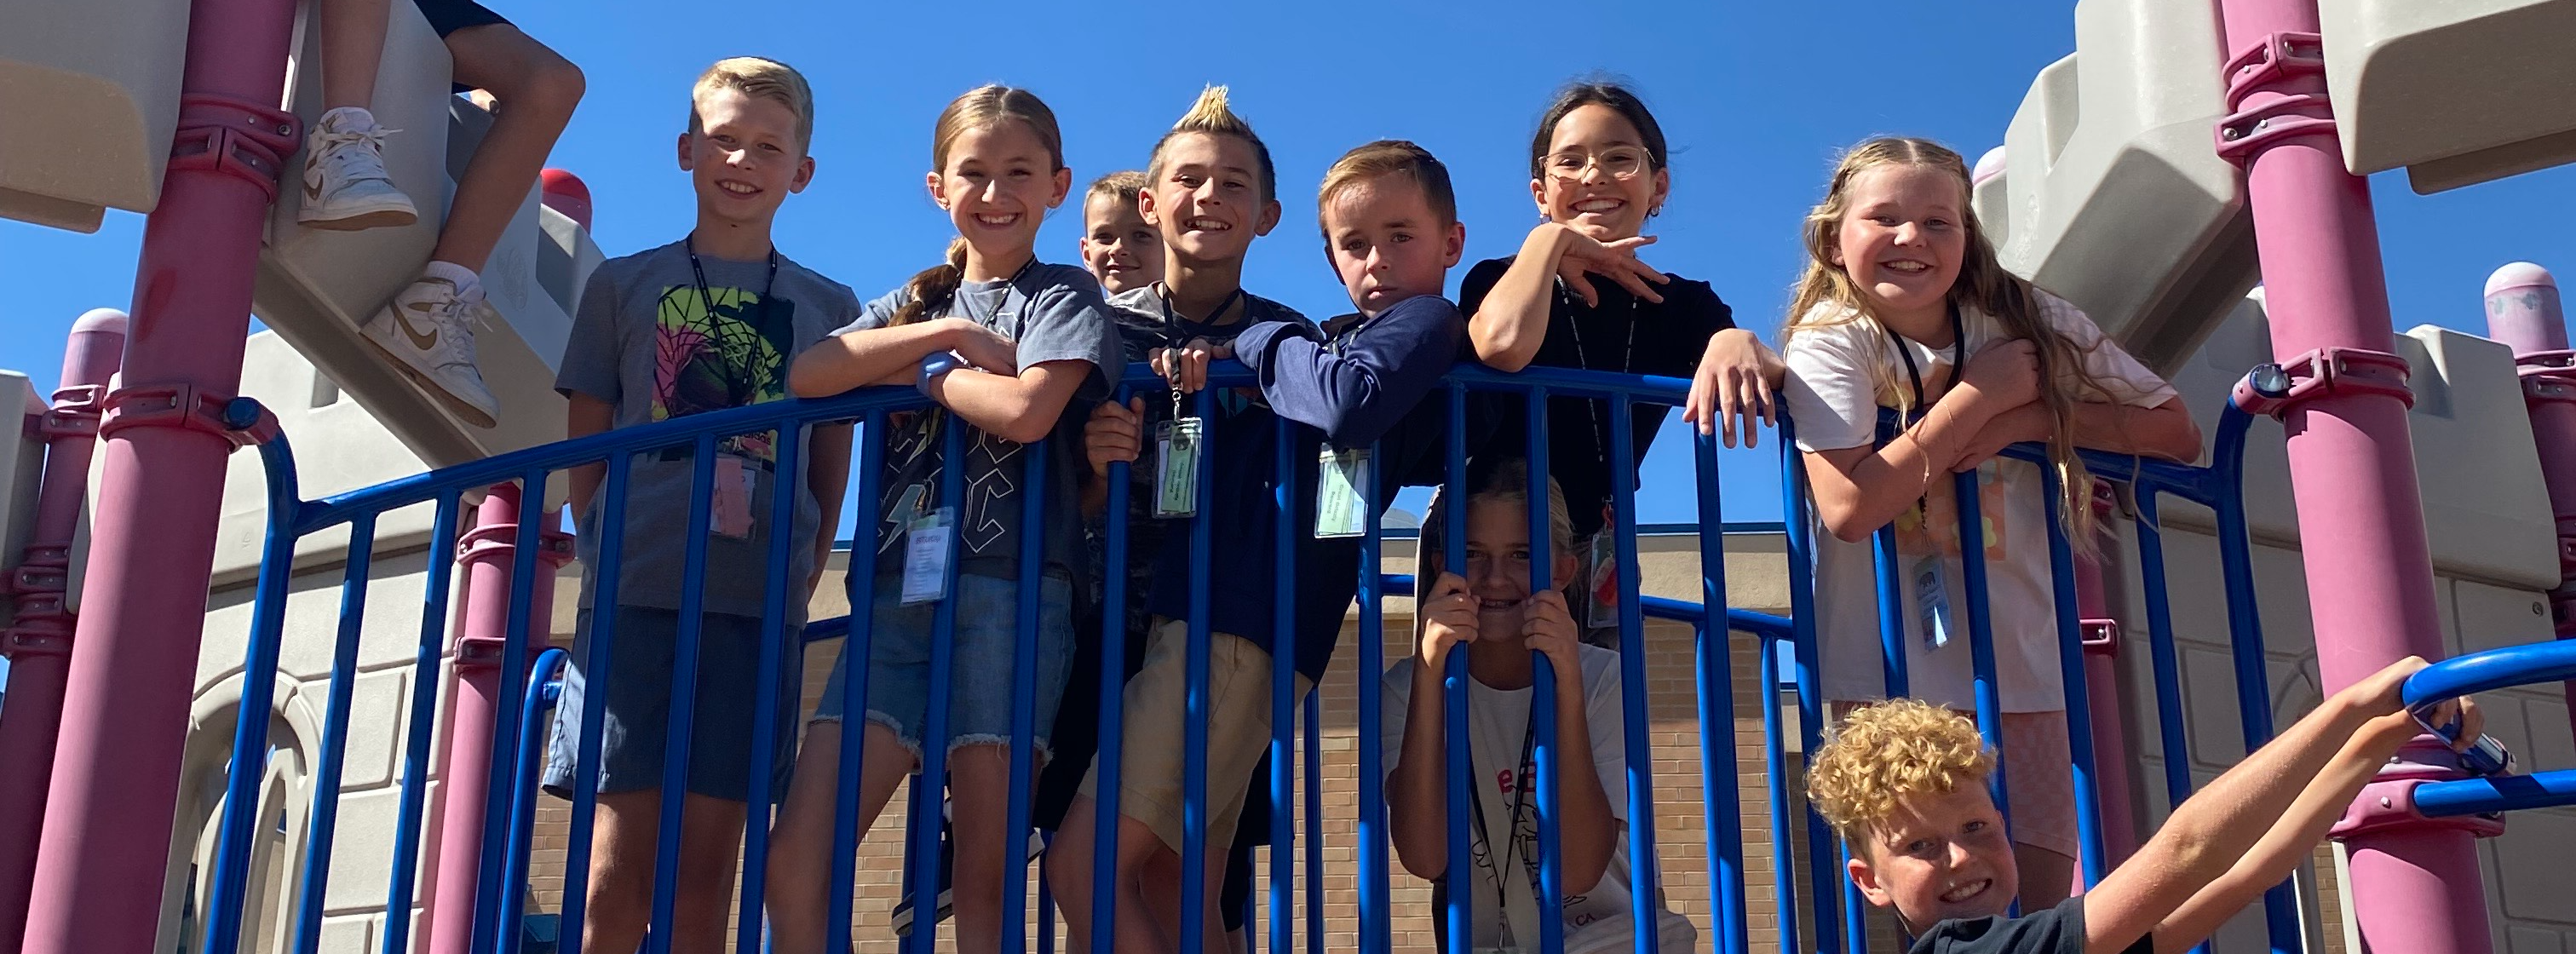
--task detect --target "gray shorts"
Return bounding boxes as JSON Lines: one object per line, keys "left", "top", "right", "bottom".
{"left": 541, "top": 606, "right": 799, "bottom": 802}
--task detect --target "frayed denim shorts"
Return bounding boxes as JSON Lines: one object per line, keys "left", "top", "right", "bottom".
{"left": 815, "top": 572, "right": 1074, "bottom": 764}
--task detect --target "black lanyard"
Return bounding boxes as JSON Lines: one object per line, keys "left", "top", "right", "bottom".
{"left": 1555, "top": 279, "right": 1639, "bottom": 503}
{"left": 1460, "top": 690, "right": 1543, "bottom": 947}
{"left": 684, "top": 235, "right": 783, "bottom": 409}
{"left": 1155, "top": 284, "right": 1245, "bottom": 349}
{"left": 1889, "top": 303, "right": 1969, "bottom": 511}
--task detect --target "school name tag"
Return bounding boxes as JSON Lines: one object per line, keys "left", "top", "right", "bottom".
{"left": 1912, "top": 554, "right": 1955, "bottom": 650}
{"left": 710, "top": 454, "right": 757, "bottom": 541}
{"left": 900, "top": 508, "right": 955, "bottom": 606}
{"left": 1154, "top": 417, "right": 1203, "bottom": 519}
{"left": 1314, "top": 447, "right": 1371, "bottom": 538}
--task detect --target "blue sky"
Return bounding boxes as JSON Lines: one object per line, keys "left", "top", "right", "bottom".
{"left": 2, "top": 0, "right": 2570, "bottom": 540}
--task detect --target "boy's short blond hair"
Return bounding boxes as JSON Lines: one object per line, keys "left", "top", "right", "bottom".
{"left": 688, "top": 56, "right": 814, "bottom": 152}
{"left": 1317, "top": 140, "right": 1458, "bottom": 233}
{"left": 1147, "top": 86, "right": 1277, "bottom": 203}
{"left": 1807, "top": 699, "right": 1995, "bottom": 847}
{"left": 1086, "top": 170, "right": 1148, "bottom": 210}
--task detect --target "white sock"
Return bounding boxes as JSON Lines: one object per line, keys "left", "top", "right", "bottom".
{"left": 423, "top": 260, "right": 482, "bottom": 300}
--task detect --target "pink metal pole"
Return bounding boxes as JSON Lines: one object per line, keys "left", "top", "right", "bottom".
{"left": 17, "top": 0, "right": 303, "bottom": 946}
{"left": 419, "top": 484, "right": 568, "bottom": 954}
{"left": 2481, "top": 263, "right": 2576, "bottom": 740}
{"left": 0, "top": 309, "right": 127, "bottom": 953}
{"left": 2074, "top": 484, "right": 2141, "bottom": 876}
{"left": 2211, "top": 2, "right": 2497, "bottom": 950}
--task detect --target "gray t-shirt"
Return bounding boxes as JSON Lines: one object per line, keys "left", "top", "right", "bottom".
{"left": 849, "top": 262, "right": 1119, "bottom": 585}
{"left": 556, "top": 238, "right": 860, "bottom": 623}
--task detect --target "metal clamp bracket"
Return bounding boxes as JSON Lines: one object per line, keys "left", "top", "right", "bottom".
{"left": 2215, "top": 32, "right": 2336, "bottom": 164}
{"left": 2332, "top": 778, "right": 2507, "bottom": 842}
{"left": 28, "top": 383, "right": 106, "bottom": 440}
{"left": 2517, "top": 352, "right": 2576, "bottom": 405}
{"left": 165, "top": 95, "right": 301, "bottom": 198}
{"left": 2228, "top": 348, "right": 2413, "bottom": 419}
{"left": 99, "top": 385, "right": 281, "bottom": 448}
{"left": 2080, "top": 618, "right": 2121, "bottom": 656}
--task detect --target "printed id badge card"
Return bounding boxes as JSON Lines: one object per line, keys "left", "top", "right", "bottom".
{"left": 1314, "top": 447, "right": 1371, "bottom": 538}
{"left": 1154, "top": 416, "right": 1203, "bottom": 518}
{"left": 711, "top": 454, "right": 756, "bottom": 541}
{"left": 1912, "top": 554, "right": 1955, "bottom": 650}
{"left": 900, "top": 508, "right": 955, "bottom": 606}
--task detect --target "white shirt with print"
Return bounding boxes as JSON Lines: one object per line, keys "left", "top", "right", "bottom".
{"left": 1780, "top": 292, "right": 2177, "bottom": 712}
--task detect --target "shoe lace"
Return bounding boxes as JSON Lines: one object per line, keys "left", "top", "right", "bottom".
{"left": 423, "top": 290, "right": 491, "bottom": 368}
{"left": 315, "top": 124, "right": 400, "bottom": 181}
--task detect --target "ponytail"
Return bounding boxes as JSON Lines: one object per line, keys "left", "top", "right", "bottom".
{"left": 891, "top": 237, "right": 969, "bottom": 326}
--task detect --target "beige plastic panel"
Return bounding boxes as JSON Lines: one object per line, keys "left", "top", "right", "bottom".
{"left": 252, "top": 3, "right": 590, "bottom": 470}
{"left": 0, "top": 0, "right": 190, "bottom": 231}
{"left": 2157, "top": 289, "right": 2558, "bottom": 590}
{"left": 0, "top": 372, "right": 47, "bottom": 627}
{"left": 2320, "top": 0, "right": 2576, "bottom": 193}
{"left": 1984, "top": 0, "right": 2257, "bottom": 376}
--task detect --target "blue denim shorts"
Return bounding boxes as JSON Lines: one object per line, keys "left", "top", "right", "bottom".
{"left": 816, "top": 572, "right": 1075, "bottom": 763}
{"left": 541, "top": 606, "right": 798, "bottom": 802}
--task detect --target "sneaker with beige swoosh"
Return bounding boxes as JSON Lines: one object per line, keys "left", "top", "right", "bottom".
{"left": 361, "top": 275, "right": 502, "bottom": 428}
{"left": 298, "top": 106, "right": 419, "bottom": 230}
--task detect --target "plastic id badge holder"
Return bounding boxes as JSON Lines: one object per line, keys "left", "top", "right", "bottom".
{"left": 1155, "top": 415, "right": 1202, "bottom": 518}
{"left": 1912, "top": 554, "right": 1955, "bottom": 650}
{"left": 1315, "top": 447, "right": 1371, "bottom": 538}
{"left": 900, "top": 507, "right": 956, "bottom": 605}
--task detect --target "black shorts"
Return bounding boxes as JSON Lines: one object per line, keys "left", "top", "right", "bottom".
{"left": 413, "top": 0, "right": 509, "bottom": 37}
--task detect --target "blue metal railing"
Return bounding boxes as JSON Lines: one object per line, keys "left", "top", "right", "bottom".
{"left": 192, "top": 355, "right": 2573, "bottom": 954}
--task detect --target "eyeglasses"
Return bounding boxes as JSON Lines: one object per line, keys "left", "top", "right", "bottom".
{"left": 1543, "top": 147, "right": 1653, "bottom": 182}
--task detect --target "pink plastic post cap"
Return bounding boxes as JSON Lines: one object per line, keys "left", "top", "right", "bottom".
{"left": 2485, "top": 261, "right": 2564, "bottom": 354}
{"left": 540, "top": 169, "right": 592, "bottom": 231}
{"left": 1972, "top": 147, "right": 2007, "bottom": 186}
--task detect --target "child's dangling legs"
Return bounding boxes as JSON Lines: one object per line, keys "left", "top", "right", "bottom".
{"left": 1998, "top": 710, "right": 2079, "bottom": 908}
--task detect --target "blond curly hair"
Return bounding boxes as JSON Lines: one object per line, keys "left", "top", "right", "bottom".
{"left": 1806, "top": 699, "right": 1995, "bottom": 845}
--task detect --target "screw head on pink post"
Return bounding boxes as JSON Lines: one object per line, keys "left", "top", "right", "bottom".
{"left": 540, "top": 169, "right": 593, "bottom": 231}
{"left": 1971, "top": 146, "right": 2007, "bottom": 186}
{"left": 2484, "top": 261, "right": 2563, "bottom": 354}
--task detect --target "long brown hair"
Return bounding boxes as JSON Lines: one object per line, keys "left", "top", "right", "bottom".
{"left": 890, "top": 85, "right": 1067, "bottom": 326}
{"left": 1782, "top": 136, "right": 2119, "bottom": 543}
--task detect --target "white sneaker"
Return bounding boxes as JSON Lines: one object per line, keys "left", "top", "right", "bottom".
{"left": 362, "top": 275, "right": 501, "bottom": 428}
{"left": 299, "top": 106, "right": 419, "bottom": 230}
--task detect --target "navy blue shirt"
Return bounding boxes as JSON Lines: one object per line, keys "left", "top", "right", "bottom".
{"left": 1147, "top": 293, "right": 1468, "bottom": 680}
{"left": 1912, "top": 896, "right": 2153, "bottom": 954}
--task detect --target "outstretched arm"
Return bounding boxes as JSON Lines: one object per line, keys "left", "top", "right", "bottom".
{"left": 1235, "top": 296, "right": 1464, "bottom": 447}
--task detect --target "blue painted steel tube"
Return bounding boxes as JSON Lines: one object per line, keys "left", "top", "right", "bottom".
{"left": 498, "top": 648, "right": 571, "bottom": 954}
{"left": 2419, "top": 770, "right": 2576, "bottom": 816}
{"left": 1527, "top": 388, "right": 1568, "bottom": 954}
{"left": 909, "top": 419, "right": 969, "bottom": 954}
{"left": 200, "top": 429, "right": 303, "bottom": 954}
{"left": 1779, "top": 415, "right": 1841, "bottom": 954}
{"left": 382, "top": 497, "right": 463, "bottom": 954}
{"left": 1270, "top": 415, "right": 1297, "bottom": 954}
{"left": 2403, "top": 641, "right": 2576, "bottom": 709}
{"left": 1441, "top": 383, "right": 1470, "bottom": 954}
{"left": 1755, "top": 627, "right": 1800, "bottom": 954}
{"left": 1355, "top": 437, "right": 1391, "bottom": 954}
{"left": 1005, "top": 439, "right": 1049, "bottom": 954}
{"left": 738, "top": 425, "right": 805, "bottom": 954}
{"left": 561, "top": 453, "right": 632, "bottom": 954}
{"left": 644, "top": 441, "right": 720, "bottom": 954}
{"left": 1692, "top": 431, "right": 1749, "bottom": 954}
{"left": 1607, "top": 399, "right": 1660, "bottom": 954}
{"left": 1089, "top": 407, "right": 1133, "bottom": 954}
{"left": 472, "top": 468, "right": 554, "bottom": 954}
{"left": 826, "top": 412, "right": 886, "bottom": 954}
{"left": 1182, "top": 385, "right": 1216, "bottom": 954}
{"left": 2038, "top": 471, "right": 2107, "bottom": 888}
{"left": 2129, "top": 494, "right": 2195, "bottom": 810}
{"left": 1304, "top": 687, "right": 1324, "bottom": 954}
{"left": 1038, "top": 868, "right": 1056, "bottom": 954}
{"left": 1870, "top": 524, "right": 1909, "bottom": 698}
{"left": 289, "top": 512, "right": 377, "bottom": 954}
{"left": 1952, "top": 470, "right": 2010, "bottom": 822}
{"left": 2207, "top": 400, "right": 2302, "bottom": 954}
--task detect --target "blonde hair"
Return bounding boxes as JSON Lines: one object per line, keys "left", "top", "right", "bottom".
{"left": 1317, "top": 140, "right": 1458, "bottom": 239}
{"left": 1085, "top": 170, "right": 1148, "bottom": 212}
{"left": 1418, "top": 457, "right": 1577, "bottom": 578}
{"left": 1807, "top": 699, "right": 1995, "bottom": 847}
{"left": 1147, "top": 86, "right": 1277, "bottom": 203}
{"left": 687, "top": 56, "right": 814, "bottom": 152}
{"left": 1780, "top": 135, "right": 2119, "bottom": 543}
{"left": 891, "top": 85, "right": 1067, "bottom": 327}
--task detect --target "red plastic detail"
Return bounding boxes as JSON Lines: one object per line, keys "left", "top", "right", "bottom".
{"left": 2080, "top": 618, "right": 2121, "bottom": 655}
{"left": 539, "top": 169, "right": 593, "bottom": 231}
{"left": 2332, "top": 779, "right": 2508, "bottom": 842}
{"left": 163, "top": 95, "right": 299, "bottom": 200}
{"left": 36, "top": 386, "right": 104, "bottom": 440}
{"left": 2229, "top": 348, "right": 2413, "bottom": 418}
{"left": 97, "top": 385, "right": 278, "bottom": 448}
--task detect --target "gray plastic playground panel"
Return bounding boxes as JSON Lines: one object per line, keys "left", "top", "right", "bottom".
{"left": 1984, "top": 0, "right": 2257, "bottom": 377}
{"left": 251, "top": 3, "right": 594, "bottom": 470}
{"left": 0, "top": 0, "right": 190, "bottom": 231}
{"left": 2320, "top": 0, "right": 2576, "bottom": 193}
{"left": 0, "top": 372, "right": 48, "bottom": 627}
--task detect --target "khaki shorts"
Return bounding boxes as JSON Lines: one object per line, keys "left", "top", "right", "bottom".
{"left": 1078, "top": 617, "right": 1314, "bottom": 854}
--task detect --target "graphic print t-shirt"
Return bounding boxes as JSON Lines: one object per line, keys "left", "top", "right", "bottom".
{"left": 557, "top": 239, "right": 861, "bottom": 621}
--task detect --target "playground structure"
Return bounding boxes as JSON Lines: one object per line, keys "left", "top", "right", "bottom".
{"left": 1, "top": 0, "right": 2575, "bottom": 952}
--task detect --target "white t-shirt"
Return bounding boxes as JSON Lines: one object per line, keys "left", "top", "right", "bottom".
{"left": 1780, "top": 292, "right": 2176, "bottom": 712}
{"left": 1381, "top": 644, "right": 1693, "bottom": 953}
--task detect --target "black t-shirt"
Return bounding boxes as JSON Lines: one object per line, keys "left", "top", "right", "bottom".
{"left": 1912, "top": 896, "right": 2155, "bottom": 954}
{"left": 1458, "top": 256, "right": 1735, "bottom": 538}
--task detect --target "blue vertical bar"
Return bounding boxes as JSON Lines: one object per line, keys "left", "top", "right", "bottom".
{"left": 560, "top": 453, "right": 632, "bottom": 954}
{"left": 1302, "top": 688, "right": 1324, "bottom": 954}
{"left": 1777, "top": 415, "right": 1837, "bottom": 954}
{"left": 739, "top": 426, "right": 807, "bottom": 954}
{"left": 1182, "top": 385, "right": 1216, "bottom": 954}
{"left": 645, "top": 443, "right": 720, "bottom": 954}
{"left": 382, "top": 496, "right": 463, "bottom": 954}
{"left": 2038, "top": 470, "right": 2107, "bottom": 888}
{"left": 1355, "top": 436, "right": 1391, "bottom": 954}
{"left": 290, "top": 512, "right": 377, "bottom": 954}
{"left": 472, "top": 468, "right": 553, "bottom": 954}
{"left": 1440, "top": 384, "right": 1471, "bottom": 954}
{"left": 498, "top": 648, "right": 571, "bottom": 954}
{"left": 1757, "top": 631, "right": 1800, "bottom": 954}
{"left": 1691, "top": 431, "right": 1749, "bottom": 954}
{"left": 1004, "top": 439, "right": 1049, "bottom": 954}
{"left": 1038, "top": 865, "right": 1057, "bottom": 954}
{"left": 1524, "top": 388, "right": 1567, "bottom": 954}
{"left": 1090, "top": 397, "right": 1134, "bottom": 954}
{"left": 1606, "top": 399, "right": 1659, "bottom": 954}
{"left": 2129, "top": 493, "right": 2194, "bottom": 809}
{"left": 908, "top": 418, "right": 969, "bottom": 954}
{"left": 2212, "top": 484, "right": 2303, "bottom": 954}
{"left": 1269, "top": 414, "right": 1297, "bottom": 954}
{"left": 1952, "top": 470, "right": 2010, "bottom": 824}
{"left": 198, "top": 448, "right": 302, "bottom": 954}
{"left": 825, "top": 411, "right": 886, "bottom": 954}
{"left": 1870, "top": 417, "right": 1910, "bottom": 700}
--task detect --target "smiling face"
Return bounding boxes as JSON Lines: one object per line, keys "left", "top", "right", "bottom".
{"left": 1829, "top": 162, "right": 1969, "bottom": 335}
{"left": 678, "top": 87, "right": 814, "bottom": 233}
{"left": 1531, "top": 103, "right": 1669, "bottom": 243}
{"left": 927, "top": 118, "right": 1070, "bottom": 264}
{"left": 1080, "top": 192, "right": 1162, "bottom": 295}
{"left": 1141, "top": 131, "right": 1280, "bottom": 269}
{"left": 1850, "top": 784, "right": 2020, "bottom": 933}
{"left": 1456, "top": 495, "right": 1579, "bottom": 641}
{"left": 1321, "top": 173, "right": 1463, "bottom": 317}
